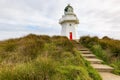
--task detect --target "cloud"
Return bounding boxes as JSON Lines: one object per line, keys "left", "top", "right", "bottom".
{"left": 0, "top": 0, "right": 120, "bottom": 40}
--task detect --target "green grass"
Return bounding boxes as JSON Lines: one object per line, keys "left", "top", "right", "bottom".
{"left": 0, "top": 34, "right": 101, "bottom": 80}
{"left": 80, "top": 36, "right": 120, "bottom": 75}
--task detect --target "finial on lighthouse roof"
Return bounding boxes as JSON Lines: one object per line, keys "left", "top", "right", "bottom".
{"left": 68, "top": 3, "right": 70, "bottom": 6}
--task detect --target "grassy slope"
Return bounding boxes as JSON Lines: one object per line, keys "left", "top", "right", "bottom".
{"left": 80, "top": 36, "right": 120, "bottom": 75}
{"left": 0, "top": 34, "right": 101, "bottom": 80}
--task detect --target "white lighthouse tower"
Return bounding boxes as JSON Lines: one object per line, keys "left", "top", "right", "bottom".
{"left": 59, "top": 4, "right": 79, "bottom": 40}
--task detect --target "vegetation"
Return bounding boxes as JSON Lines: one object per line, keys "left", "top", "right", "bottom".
{"left": 80, "top": 36, "right": 120, "bottom": 75}
{"left": 0, "top": 34, "right": 101, "bottom": 80}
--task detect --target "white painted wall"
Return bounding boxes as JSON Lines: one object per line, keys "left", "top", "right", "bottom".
{"left": 61, "top": 22, "right": 78, "bottom": 39}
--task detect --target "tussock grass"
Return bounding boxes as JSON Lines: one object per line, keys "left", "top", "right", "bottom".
{"left": 0, "top": 34, "right": 101, "bottom": 80}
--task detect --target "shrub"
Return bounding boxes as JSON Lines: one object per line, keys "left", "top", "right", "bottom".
{"left": 91, "top": 45, "right": 109, "bottom": 63}
{"left": 57, "top": 65, "right": 92, "bottom": 80}
{"left": 18, "top": 39, "right": 45, "bottom": 59}
{"left": 80, "top": 36, "right": 99, "bottom": 48}
{"left": 52, "top": 36, "right": 73, "bottom": 52}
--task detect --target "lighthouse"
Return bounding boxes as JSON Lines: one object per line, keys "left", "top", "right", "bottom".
{"left": 59, "top": 4, "right": 79, "bottom": 40}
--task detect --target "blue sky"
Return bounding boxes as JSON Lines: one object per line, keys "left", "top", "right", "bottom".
{"left": 0, "top": 0, "right": 120, "bottom": 40}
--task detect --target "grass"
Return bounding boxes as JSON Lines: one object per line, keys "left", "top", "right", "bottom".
{"left": 80, "top": 36, "right": 120, "bottom": 75}
{"left": 0, "top": 34, "right": 101, "bottom": 80}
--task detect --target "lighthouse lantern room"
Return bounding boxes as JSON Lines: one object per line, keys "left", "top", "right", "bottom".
{"left": 59, "top": 4, "right": 79, "bottom": 40}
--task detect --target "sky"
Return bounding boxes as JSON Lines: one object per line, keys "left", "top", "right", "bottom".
{"left": 0, "top": 0, "right": 120, "bottom": 40}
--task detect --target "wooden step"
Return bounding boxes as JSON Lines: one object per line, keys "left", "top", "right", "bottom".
{"left": 91, "top": 64, "right": 114, "bottom": 72}
{"left": 80, "top": 51, "right": 91, "bottom": 54}
{"left": 99, "top": 72, "right": 120, "bottom": 80}
{"left": 78, "top": 48, "right": 89, "bottom": 51}
{"left": 85, "top": 58, "right": 102, "bottom": 64}
{"left": 81, "top": 54, "right": 96, "bottom": 58}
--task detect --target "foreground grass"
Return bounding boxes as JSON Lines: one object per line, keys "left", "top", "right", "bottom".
{"left": 80, "top": 36, "right": 120, "bottom": 75}
{"left": 0, "top": 34, "right": 101, "bottom": 80}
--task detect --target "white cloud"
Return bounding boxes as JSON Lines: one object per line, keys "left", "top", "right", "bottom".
{"left": 0, "top": 0, "right": 120, "bottom": 40}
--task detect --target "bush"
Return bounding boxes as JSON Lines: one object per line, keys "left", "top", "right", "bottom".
{"left": 18, "top": 39, "right": 45, "bottom": 59}
{"left": 80, "top": 36, "right": 99, "bottom": 48}
{"left": 57, "top": 65, "right": 92, "bottom": 80}
{"left": 0, "top": 58, "right": 59, "bottom": 80}
{"left": 91, "top": 45, "right": 109, "bottom": 62}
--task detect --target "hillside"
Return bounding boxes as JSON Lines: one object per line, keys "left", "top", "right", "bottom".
{"left": 80, "top": 36, "right": 120, "bottom": 75}
{"left": 0, "top": 34, "right": 101, "bottom": 80}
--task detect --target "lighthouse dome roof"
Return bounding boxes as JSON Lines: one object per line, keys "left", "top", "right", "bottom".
{"left": 64, "top": 4, "right": 73, "bottom": 13}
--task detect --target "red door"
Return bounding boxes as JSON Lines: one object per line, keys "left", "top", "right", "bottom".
{"left": 70, "top": 32, "right": 72, "bottom": 40}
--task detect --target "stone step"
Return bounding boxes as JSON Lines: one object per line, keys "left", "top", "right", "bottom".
{"left": 91, "top": 64, "right": 114, "bottom": 72}
{"left": 99, "top": 72, "right": 120, "bottom": 80}
{"left": 81, "top": 54, "right": 96, "bottom": 58}
{"left": 80, "top": 51, "right": 91, "bottom": 54}
{"left": 85, "top": 58, "right": 102, "bottom": 64}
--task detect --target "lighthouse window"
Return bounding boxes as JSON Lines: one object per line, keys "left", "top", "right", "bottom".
{"left": 69, "top": 24, "right": 72, "bottom": 26}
